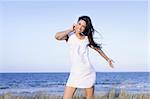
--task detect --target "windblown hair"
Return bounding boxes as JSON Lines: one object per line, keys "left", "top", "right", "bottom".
{"left": 78, "top": 16, "right": 101, "bottom": 49}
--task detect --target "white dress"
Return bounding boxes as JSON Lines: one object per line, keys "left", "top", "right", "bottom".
{"left": 66, "top": 32, "right": 96, "bottom": 88}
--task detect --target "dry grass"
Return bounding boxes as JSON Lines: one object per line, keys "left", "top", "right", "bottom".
{"left": 0, "top": 89, "right": 149, "bottom": 99}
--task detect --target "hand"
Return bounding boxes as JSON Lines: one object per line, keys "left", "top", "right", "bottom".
{"left": 107, "top": 59, "right": 115, "bottom": 68}
{"left": 68, "top": 24, "right": 76, "bottom": 33}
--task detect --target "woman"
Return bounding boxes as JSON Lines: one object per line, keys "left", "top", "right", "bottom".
{"left": 55, "top": 16, "right": 114, "bottom": 99}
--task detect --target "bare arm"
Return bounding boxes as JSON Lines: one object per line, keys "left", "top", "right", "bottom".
{"left": 55, "top": 25, "right": 75, "bottom": 41}
{"left": 90, "top": 45, "right": 114, "bottom": 68}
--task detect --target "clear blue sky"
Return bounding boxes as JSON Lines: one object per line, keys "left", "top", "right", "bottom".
{"left": 0, "top": 0, "right": 148, "bottom": 72}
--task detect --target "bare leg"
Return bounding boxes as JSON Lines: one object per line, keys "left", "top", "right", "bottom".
{"left": 85, "top": 86, "right": 95, "bottom": 99}
{"left": 63, "top": 86, "right": 77, "bottom": 99}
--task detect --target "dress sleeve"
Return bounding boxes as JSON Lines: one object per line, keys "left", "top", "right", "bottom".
{"left": 66, "top": 32, "right": 74, "bottom": 42}
{"left": 68, "top": 32, "right": 74, "bottom": 37}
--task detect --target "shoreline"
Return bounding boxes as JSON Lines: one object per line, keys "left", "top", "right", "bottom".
{"left": 0, "top": 88, "right": 149, "bottom": 95}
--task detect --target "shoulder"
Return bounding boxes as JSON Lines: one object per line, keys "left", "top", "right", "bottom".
{"left": 66, "top": 32, "right": 75, "bottom": 42}
{"left": 68, "top": 32, "right": 75, "bottom": 37}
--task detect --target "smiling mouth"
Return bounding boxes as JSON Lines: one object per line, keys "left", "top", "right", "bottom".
{"left": 77, "top": 29, "right": 81, "bottom": 32}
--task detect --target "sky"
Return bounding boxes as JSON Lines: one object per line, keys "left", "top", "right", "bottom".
{"left": 0, "top": 0, "right": 148, "bottom": 72}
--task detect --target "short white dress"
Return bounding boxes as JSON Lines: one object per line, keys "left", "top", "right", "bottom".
{"left": 66, "top": 32, "right": 96, "bottom": 88}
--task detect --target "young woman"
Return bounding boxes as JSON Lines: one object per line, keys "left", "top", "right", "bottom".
{"left": 55, "top": 16, "right": 114, "bottom": 99}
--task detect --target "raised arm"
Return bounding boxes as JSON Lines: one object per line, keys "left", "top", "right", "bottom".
{"left": 90, "top": 45, "right": 114, "bottom": 68}
{"left": 55, "top": 25, "right": 75, "bottom": 41}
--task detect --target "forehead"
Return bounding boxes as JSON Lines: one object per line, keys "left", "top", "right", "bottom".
{"left": 78, "top": 20, "right": 86, "bottom": 26}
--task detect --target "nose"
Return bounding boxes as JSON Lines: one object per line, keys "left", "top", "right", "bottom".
{"left": 78, "top": 25, "right": 82, "bottom": 29}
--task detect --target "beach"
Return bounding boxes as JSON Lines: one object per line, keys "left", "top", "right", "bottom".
{"left": 0, "top": 89, "right": 150, "bottom": 99}
{"left": 0, "top": 72, "right": 149, "bottom": 99}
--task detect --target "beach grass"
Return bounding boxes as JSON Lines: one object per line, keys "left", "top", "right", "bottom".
{"left": 0, "top": 89, "right": 149, "bottom": 99}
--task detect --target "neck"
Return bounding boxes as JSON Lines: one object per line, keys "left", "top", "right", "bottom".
{"left": 76, "top": 32, "right": 84, "bottom": 36}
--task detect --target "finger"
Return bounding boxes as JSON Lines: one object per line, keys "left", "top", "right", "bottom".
{"left": 111, "top": 59, "right": 115, "bottom": 63}
{"left": 110, "top": 63, "right": 114, "bottom": 68}
{"left": 111, "top": 65, "right": 114, "bottom": 68}
{"left": 109, "top": 63, "right": 113, "bottom": 68}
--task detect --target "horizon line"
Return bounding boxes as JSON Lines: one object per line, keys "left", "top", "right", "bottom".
{"left": 0, "top": 71, "right": 149, "bottom": 73}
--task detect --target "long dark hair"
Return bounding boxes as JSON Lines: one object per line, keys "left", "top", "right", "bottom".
{"left": 78, "top": 16, "right": 101, "bottom": 49}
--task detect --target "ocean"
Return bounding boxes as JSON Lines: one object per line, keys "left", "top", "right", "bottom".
{"left": 0, "top": 72, "right": 149, "bottom": 95}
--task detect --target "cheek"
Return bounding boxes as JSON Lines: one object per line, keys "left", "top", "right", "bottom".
{"left": 75, "top": 25, "right": 79, "bottom": 29}
{"left": 81, "top": 27, "right": 85, "bottom": 31}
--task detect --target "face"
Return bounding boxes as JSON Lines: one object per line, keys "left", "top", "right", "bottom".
{"left": 74, "top": 20, "right": 86, "bottom": 34}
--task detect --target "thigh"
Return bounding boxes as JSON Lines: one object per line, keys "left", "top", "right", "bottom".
{"left": 85, "top": 86, "right": 95, "bottom": 99}
{"left": 63, "top": 86, "right": 77, "bottom": 99}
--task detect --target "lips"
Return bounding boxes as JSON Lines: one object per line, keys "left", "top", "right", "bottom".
{"left": 77, "top": 29, "right": 81, "bottom": 32}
